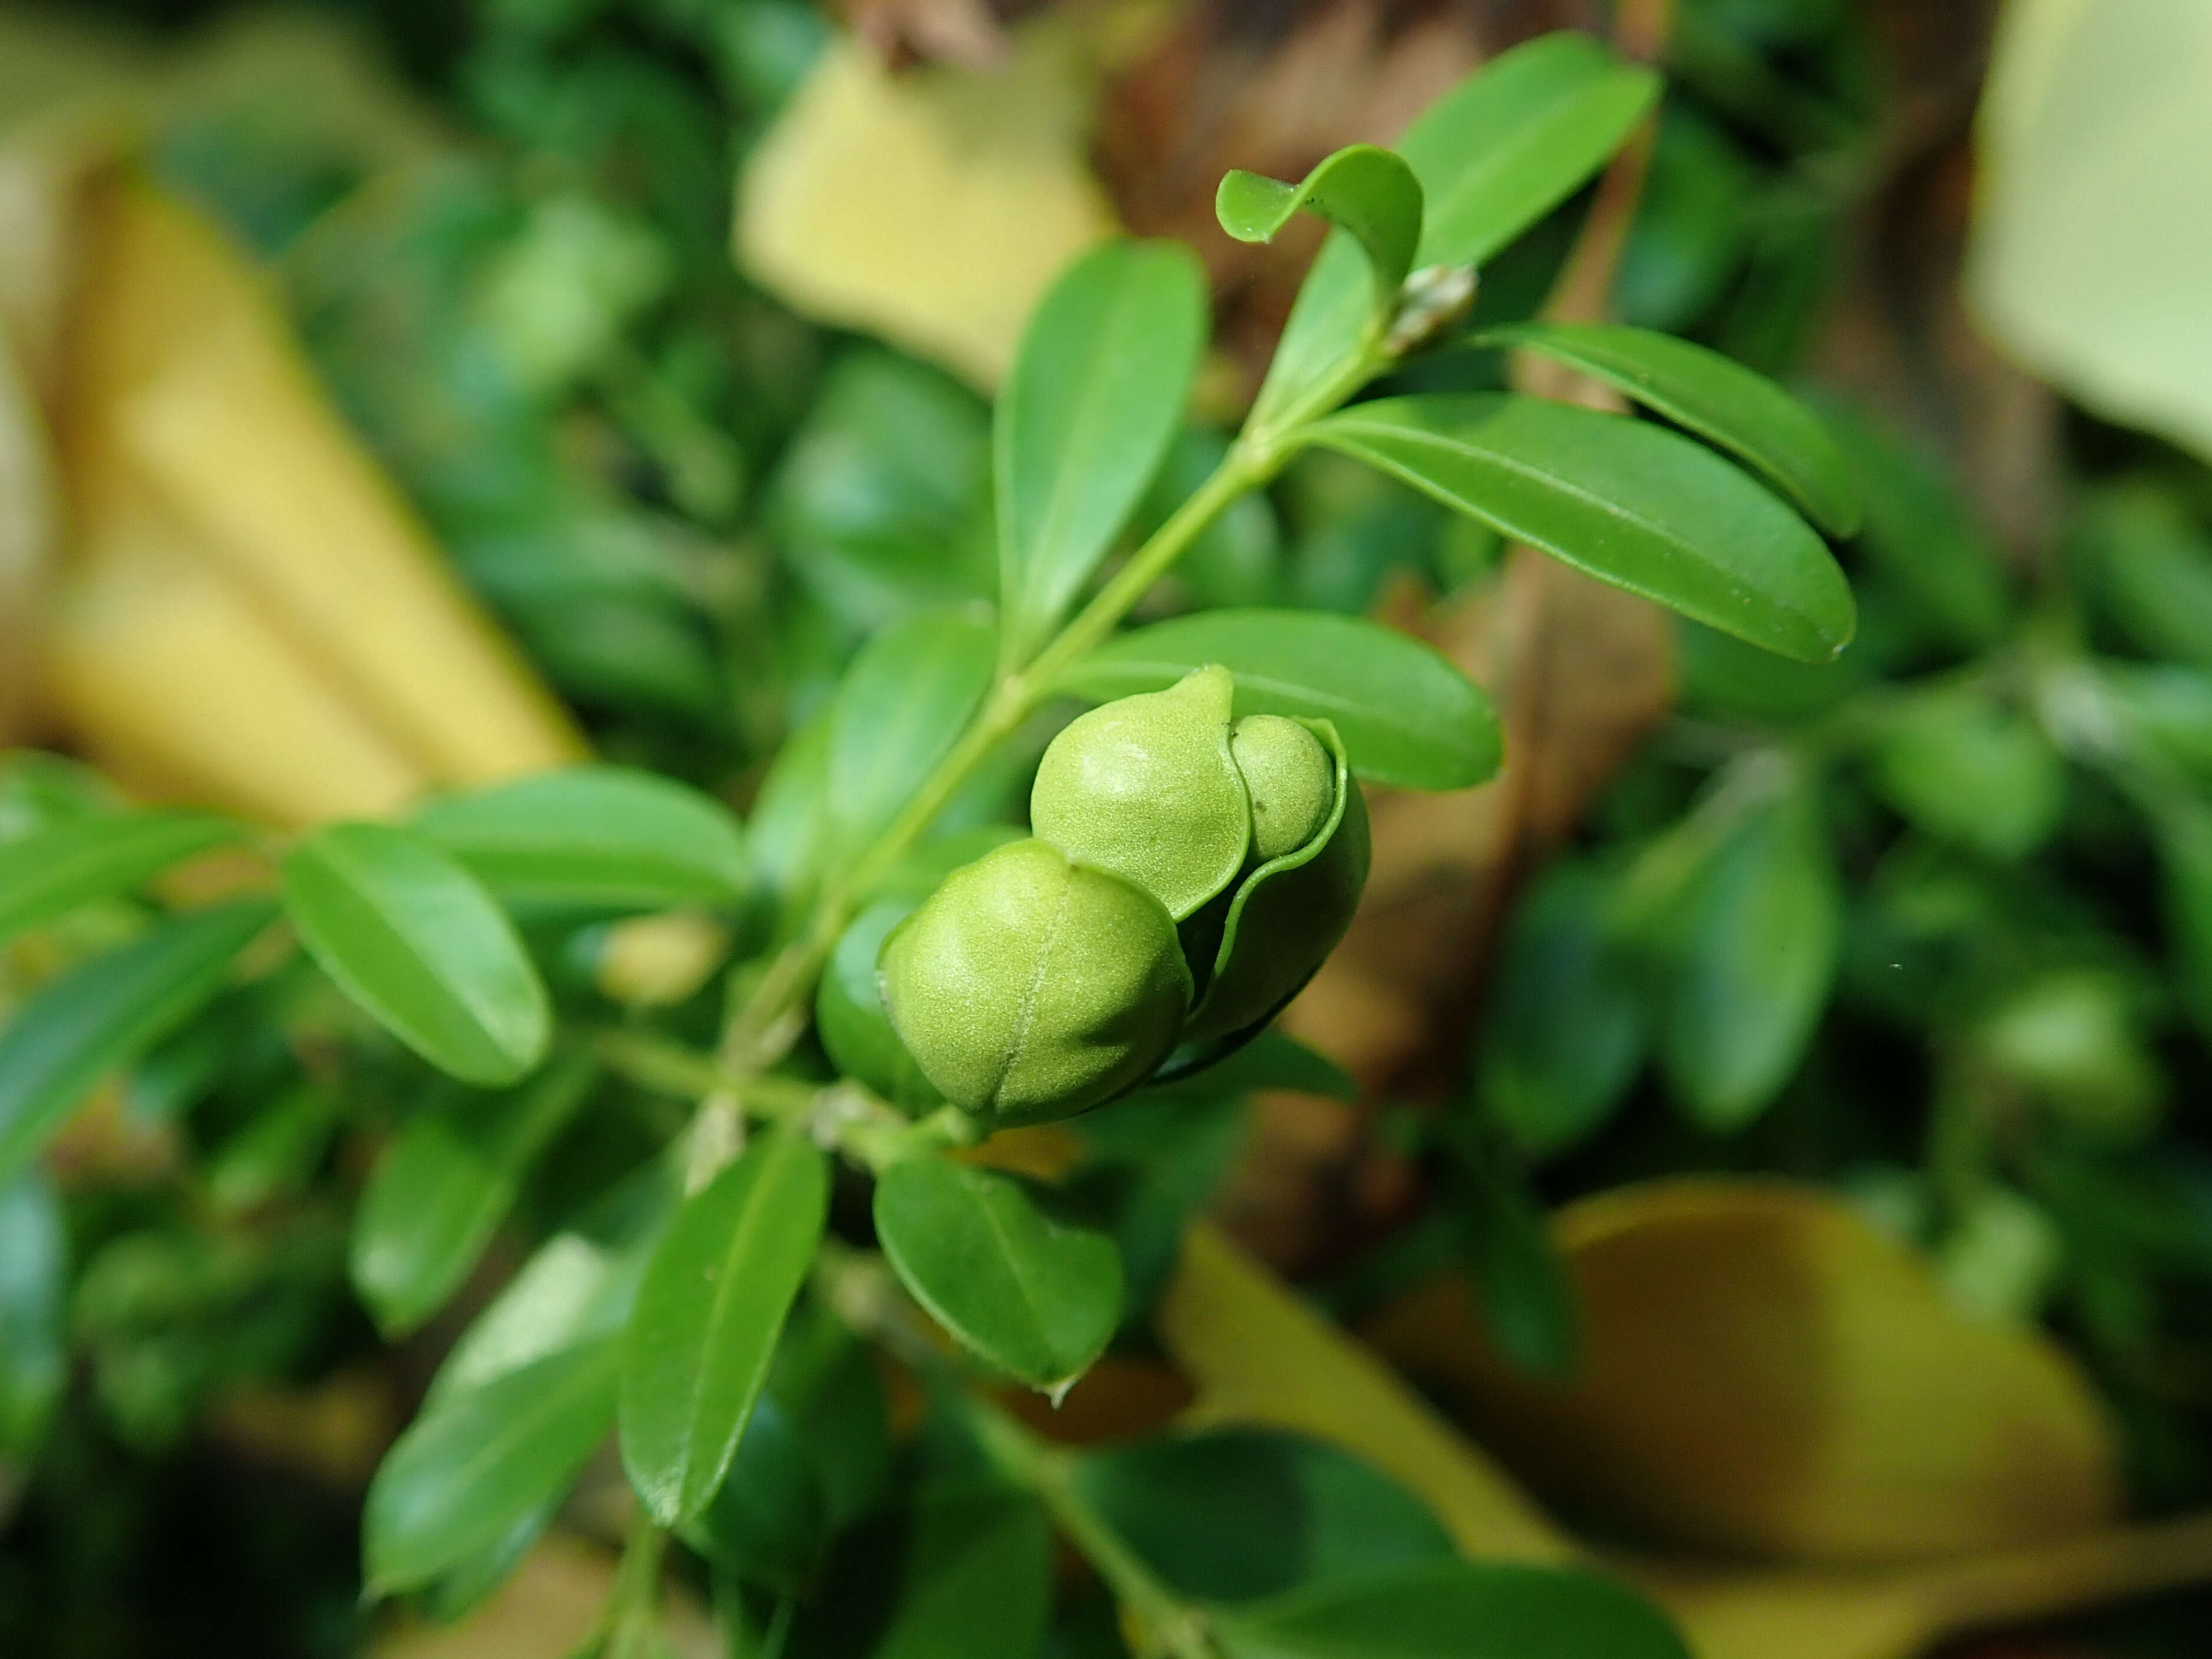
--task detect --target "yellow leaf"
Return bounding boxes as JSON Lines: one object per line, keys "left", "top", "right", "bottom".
{"left": 737, "top": 26, "right": 1120, "bottom": 388}
{"left": 1969, "top": 0, "right": 2212, "bottom": 459}
{"left": 1362, "top": 1177, "right": 2119, "bottom": 1565}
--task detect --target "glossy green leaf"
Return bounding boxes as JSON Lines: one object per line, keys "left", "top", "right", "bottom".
{"left": 1251, "top": 32, "right": 1658, "bottom": 432}
{"left": 428, "top": 1229, "right": 651, "bottom": 1410}
{"left": 1308, "top": 394, "right": 1856, "bottom": 662}
{"left": 1478, "top": 863, "right": 1646, "bottom": 1158}
{"left": 747, "top": 709, "right": 832, "bottom": 902}
{"left": 411, "top": 766, "right": 749, "bottom": 909}
{"left": 284, "top": 822, "right": 550, "bottom": 1087}
{"left": 691, "top": 1393, "right": 827, "bottom": 1589}
{"left": 1475, "top": 322, "right": 1861, "bottom": 535}
{"left": 1217, "top": 147, "right": 1422, "bottom": 338}
{"left": 787, "top": 1486, "right": 1052, "bottom": 1659}
{"left": 996, "top": 240, "right": 1208, "bottom": 665}
{"left": 0, "top": 901, "right": 270, "bottom": 1189}
{"left": 619, "top": 1125, "right": 829, "bottom": 1525}
{"left": 364, "top": 1337, "right": 619, "bottom": 1594}
{"left": 1058, "top": 608, "right": 1499, "bottom": 790}
{"left": 873, "top": 1157, "right": 1121, "bottom": 1390}
{"left": 0, "top": 1173, "right": 66, "bottom": 1451}
{"left": 1873, "top": 689, "right": 2066, "bottom": 859}
{"left": 0, "top": 811, "right": 240, "bottom": 947}
{"left": 827, "top": 608, "right": 999, "bottom": 858}
{"left": 816, "top": 899, "right": 937, "bottom": 1111}
{"left": 1075, "top": 1429, "right": 1454, "bottom": 1602}
{"left": 351, "top": 1056, "right": 597, "bottom": 1336}
{"left": 1660, "top": 791, "right": 1841, "bottom": 1130}
{"left": 1215, "top": 1560, "right": 1692, "bottom": 1659}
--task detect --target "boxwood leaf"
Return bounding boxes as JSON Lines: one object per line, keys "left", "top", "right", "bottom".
{"left": 873, "top": 1156, "right": 1121, "bottom": 1391}
{"left": 0, "top": 811, "right": 241, "bottom": 947}
{"left": 351, "top": 1055, "right": 598, "bottom": 1336}
{"left": 827, "top": 608, "right": 998, "bottom": 859}
{"left": 1307, "top": 394, "right": 1856, "bottom": 662}
{"left": 1251, "top": 32, "right": 1658, "bottom": 432}
{"left": 1218, "top": 146, "right": 1423, "bottom": 339}
{"left": 0, "top": 901, "right": 271, "bottom": 1189}
{"left": 364, "top": 1337, "right": 619, "bottom": 1595}
{"left": 1214, "top": 1559, "right": 1691, "bottom": 1659}
{"left": 0, "top": 1173, "right": 66, "bottom": 1451}
{"left": 619, "top": 1125, "right": 828, "bottom": 1526}
{"left": 411, "top": 766, "right": 749, "bottom": 909}
{"left": 1057, "top": 608, "right": 1498, "bottom": 790}
{"left": 997, "top": 240, "right": 1208, "bottom": 666}
{"left": 1476, "top": 322, "right": 1862, "bottom": 536}
{"left": 284, "top": 822, "right": 549, "bottom": 1087}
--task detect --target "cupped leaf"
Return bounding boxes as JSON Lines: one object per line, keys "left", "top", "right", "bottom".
{"left": 0, "top": 1173, "right": 66, "bottom": 1451}
{"left": 0, "top": 811, "right": 241, "bottom": 947}
{"left": 284, "top": 823, "right": 550, "bottom": 1087}
{"left": 997, "top": 240, "right": 1208, "bottom": 666}
{"left": 364, "top": 1337, "right": 619, "bottom": 1595}
{"left": 411, "top": 767, "right": 749, "bottom": 910}
{"left": 1307, "top": 395, "right": 1855, "bottom": 662}
{"left": 827, "top": 608, "right": 999, "bottom": 858}
{"left": 1076, "top": 1429, "right": 1455, "bottom": 1604}
{"left": 1659, "top": 790, "right": 1841, "bottom": 1130}
{"left": 1215, "top": 1559, "right": 1692, "bottom": 1659}
{"left": 1476, "top": 322, "right": 1861, "bottom": 536}
{"left": 1218, "top": 146, "right": 1423, "bottom": 337}
{"left": 351, "top": 1056, "right": 598, "bottom": 1336}
{"left": 619, "top": 1125, "right": 829, "bottom": 1526}
{"left": 0, "top": 901, "right": 271, "bottom": 1189}
{"left": 873, "top": 1156, "right": 1121, "bottom": 1390}
{"left": 1251, "top": 32, "right": 1658, "bottom": 432}
{"left": 1057, "top": 609, "right": 1499, "bottom": 790}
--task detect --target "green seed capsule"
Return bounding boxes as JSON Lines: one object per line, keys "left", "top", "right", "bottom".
{"left": 878, "top": 839, "right": 1192, "bottom": 1125}
{"left": 1029, "top": 665, "right": 1248, "bottom": 920}
{"left": 1229, "top": 715, "right": 1335, "bottom": 863}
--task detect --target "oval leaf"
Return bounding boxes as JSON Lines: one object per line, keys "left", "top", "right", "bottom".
{"left": 1660, "top": 793, "right": 1841, "bottom": 1130}
{"left": 0, "top": 810, "right": 241, "bottom": 947}
{"left": 411, "top": 767, "right": 749, "bottom": 910}
{"left": 1215, "top": 1560, "right": 1691, "bottom": 1659}
{"left": 0, "top": 901, "right": 271, "bottom": 1189}
{"left": 1056, "top": 608, "right": 1498, "bottom": 790}
{"left": 351, "top": 1056, "right": 597, "bottom": 1336}
{"left": 1476, "top": 322, "right": 1861, "bottom": 536}
{"left": 284, "top": 823, "right": 550, "bottom": 1086}
{"left": 997, "top": 240, "right": 1208, "bottom": 665}
{"left": 827, "top": 608, "right": 999, "bottom": 859}
{"left": 1251, "top": 33, "right": 1658, "bottom": 432}
{"left": 364, "top": 1337, "right": 619, "bottom": 1595}
{"left": 1308, "top": 395, "right": 1856, "bottom": 662}
{"left": 619, "top": 1125, "right": 829, "bottom": 1526}
{"left": 873, "top": 1156, "right": 1121, "bottom": 1391}
{"left": 1218, "top": 146, "right": 1423, "bottom": 335}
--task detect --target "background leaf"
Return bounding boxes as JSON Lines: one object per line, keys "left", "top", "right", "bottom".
{"left": 1217, "top": 146, "right": 1422, "bottom": 335}
{"left": 1308, "top": 395, "right": 1855, "bottom": 662}
{"left": 1215, "top": 1560, "right": 1692, "bottom": 1659}
{"left": 873, "top": 1157, "right": 1121, "bottom": 1390}
{"left": 0, "top": 811, "right": 240, "bottom": 947}
{"left": 0, "top": 902, "right": 271, "bottom": 1190}
{"left": 411, "top": 766, "right": 749, "bottom": 909}
{"left": 1058, "top": 608, "right": 1499, "bottom": 790}
{"left": 996, "top": 240, "right": 1208, "bottom": 666}
{"left": 1871, "top": 689, "right": 2064, "bottom": 859}
{"left": 1250, "top": 32, "right": 1657, "bottom": 431}
{"left": 364, "top": 1337, "right": 619, "bottom": 1594}
{"left": 284, "top": 822, "right": 550, "bottom": 1086}
{"left": 349, "top": 1055, "right": 597, "bottom": 1335}
{"left": 0, "top": 1173, "right": 66, "bottom": 1451}
{"left": 826, "top": 608, "right": 999, "bottom": 858}
{"left": 619, "top": 1125, "right": 828, "bottom": 1525}
{"left": 1477, "top": 322, "right": 1861, "bottom": 535}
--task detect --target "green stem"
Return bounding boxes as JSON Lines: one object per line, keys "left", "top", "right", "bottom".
{"left": 966, "top": 1399, "right": 1219, "bottom": 1659}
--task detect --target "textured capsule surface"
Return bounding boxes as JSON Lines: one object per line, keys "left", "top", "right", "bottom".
{"left": 1029, "top": 665, "right": 1248, "bottom": 920}
{"left": 878, "top": 839, "right": 1191, "bottom": 1124}
{"left": 1229, "top": 715, "right": 1335, "bottom": 862}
